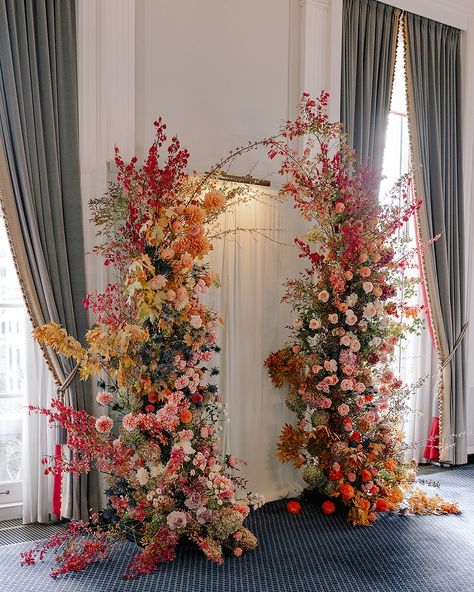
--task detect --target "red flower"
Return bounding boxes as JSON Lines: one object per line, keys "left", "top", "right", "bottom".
{"left": 287, "top": 500, "right": 301, "bottom": 514}
{"left": 361, "top": 469, "right": 372, "bottom": 482}
{"left": 322, "top": 501, "right": 335, "bottom": 515}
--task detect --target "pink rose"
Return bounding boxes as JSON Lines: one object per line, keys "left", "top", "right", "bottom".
{"left": 335, "top": 202, "right": 345, "bottom": 213}
{"left": 324, "top": 359, "right": 338, "bottom": 372}
{"left": 309, "top": 318, "right": 321, "bottom": 330}
{"left": 293, "top": 318, "right": 303, "bottom": 329}
{"left": 292, "top": 345, "right": 301, "bottom": 353}
{"left": 318, "top": 290, "right": 330, "bottom": 302}
{"left": 328, "top": 313, "right": 338, "bottom": 324}
{"left": 190, "top": 315, "right": 203, "bottom": 329}
{"left": 362, "top": 281, "right": 373, "bottom": 293}
{"left": 359, "top": 266, "right": 371, "bottom": 278}
{"left": 340, "top": 335, "right": 351, "bottom": 347}
{"left": 338, "top": 404, "right": 349, "bottom": 416}
{"left": 346, "top": 314, "right": 357, "bottom": 326}
{"left": 234, "top": 547, "right": 243, "bottom": 557}
{"left": 355, "top": 382, "right": 366, "bottom": 393}
{"left": 347, "top": 472, "right": 356, "bottom": 482}
{"left": 341, "top": 378, "right": 354, "bottom": 391}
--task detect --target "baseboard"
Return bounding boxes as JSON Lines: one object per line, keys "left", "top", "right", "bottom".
{"left": 0, "top": 502, "right": 22, "bottom": 521}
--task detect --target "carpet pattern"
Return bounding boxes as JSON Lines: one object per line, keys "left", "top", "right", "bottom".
{"left": 0, "top": 519, "right": 65, "bottom": 546}
{"left": 0, "top": 465, "right": 473, "bottom": 592}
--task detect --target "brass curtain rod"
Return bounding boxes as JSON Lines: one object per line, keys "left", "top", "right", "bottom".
{"left": 205, "top": 172, "right": 271, "bottom": 187}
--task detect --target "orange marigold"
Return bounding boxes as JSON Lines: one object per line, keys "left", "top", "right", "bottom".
{"left": 360, "top": 469, "right": 372, "bottom": 482}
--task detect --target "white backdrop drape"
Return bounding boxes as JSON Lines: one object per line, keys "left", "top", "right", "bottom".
{"left": 206, "top": 191, "right": 307, "bottom": 502}
{"left": 22, "top": 332, "right": 56, "bottom": 524}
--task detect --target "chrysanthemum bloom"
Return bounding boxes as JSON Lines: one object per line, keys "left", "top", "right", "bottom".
{"left": 96, "top": 390, "right": 113, "bottom": 405}
{"left": 95, "top": 416, "right": 113, "bottom": 433}
{"left": 203, "top": 189, "right": 225, "bottom": 212}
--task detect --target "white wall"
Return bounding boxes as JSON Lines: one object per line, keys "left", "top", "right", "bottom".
{"left": 135, "top": 0, "right": 301, "bottom": 181}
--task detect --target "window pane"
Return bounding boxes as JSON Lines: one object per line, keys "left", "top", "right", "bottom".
{"left": 0, "top": 215, "right": 25, "bottom": 485}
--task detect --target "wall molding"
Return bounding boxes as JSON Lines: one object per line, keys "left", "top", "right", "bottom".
{"left": 76, "top": 0, "right": 135, "bottom": 297}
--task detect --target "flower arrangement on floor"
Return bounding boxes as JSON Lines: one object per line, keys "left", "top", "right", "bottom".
{"left": 24, "top": 119, "right": 263, "bottom": 577}
{"left": 264, "top": 92, "right": 460, "bottom": 526}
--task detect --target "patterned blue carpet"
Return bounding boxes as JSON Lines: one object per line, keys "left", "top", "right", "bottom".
{"left": 1, "top": 464, "right": 473, "bottom": 592}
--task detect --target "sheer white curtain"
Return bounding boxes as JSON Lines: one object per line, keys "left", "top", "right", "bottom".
{"left": 206, "top": 191, "right": 307, "bottom": 501}
{"left": 22, "top": 330, "right": 57, "bottom": 524}
{"left": 402, "top": 314, "right": 439, "bottom": 463}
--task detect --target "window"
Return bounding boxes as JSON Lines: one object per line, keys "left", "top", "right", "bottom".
{"left": 0, "top": 214, "right": 26, "bottom": 517}
{"left": 380, "top": 31, "right": 431, "bottom": 460}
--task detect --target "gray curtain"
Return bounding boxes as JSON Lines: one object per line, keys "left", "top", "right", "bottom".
{"left": 0, "top": 0, "right": 95, "bottom": 517}
{"left": 404, "top": 13, "right": 466, "bottom": 464}
{"left": 341, "top": 0, "right": 400, "bottom": 178}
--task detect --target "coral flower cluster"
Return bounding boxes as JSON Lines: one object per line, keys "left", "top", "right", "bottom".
{"left": 29, "top": 119, "right": 260, "bottom": 577}
{"left": 264, "top": 92, "right": 433, "bottom": 526}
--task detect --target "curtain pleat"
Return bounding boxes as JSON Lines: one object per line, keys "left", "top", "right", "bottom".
{"left": 341, "top": 0, "right": 400, "bottom": 178}
{"left": 0, "top": 0, "right": 96, "bottom": 518}
{"left": 404, "top": 12, "right": 466, "bottom": 464}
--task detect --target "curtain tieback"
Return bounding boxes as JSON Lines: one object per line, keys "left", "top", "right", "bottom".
{"left": 441, "top": 322, "right": 468, "bottom": 369}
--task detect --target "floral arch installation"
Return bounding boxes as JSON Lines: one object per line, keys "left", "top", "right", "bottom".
{"left": 24, "top": 93, "right": 459, "bottom": 578}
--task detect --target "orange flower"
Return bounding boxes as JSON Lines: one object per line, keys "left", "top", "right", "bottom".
{"left": 357, "top": 498, "right": 371, "bottom": 512}
{"left": 376, "top": 498, "right": 390, "bottom": 512}
{"left": 179, "top": 409, "right": 193, "bottom": 424}
{"left": 183, "top": 205, "right": 206, "bottom": 226}
{"left": 360, "top": 469, "right": 372, "bottom": 482}
{"left": 339, "top": 483, "right": 355, "bottom": 501}
{"left": 384, "top": 459, "right": 397, "bottom": 472}
{"left": 203, "top": 189, "right": 225, "bottom": 212}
